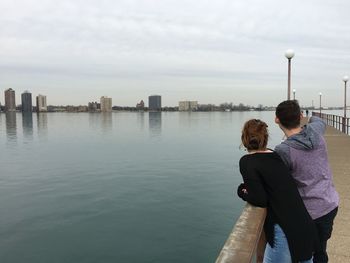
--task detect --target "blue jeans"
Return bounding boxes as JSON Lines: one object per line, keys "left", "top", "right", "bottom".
{"left": 263, "top": 224, "right": 312, "bottom": 263}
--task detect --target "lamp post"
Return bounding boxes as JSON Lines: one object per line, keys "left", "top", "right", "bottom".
{"left": 343, "top": 75, "right": 349, "bottom": 133}
{"left": 285, "top": 49, "right": 295, "bottom": 100}
{"left": 293, "top": 89, "right": 296, "bottom": 100}
{"left": 343, "top": 76, "right": 349, "bottom": 118}
{"left": 319, "top": 92, "right": 322, "bottom": 115}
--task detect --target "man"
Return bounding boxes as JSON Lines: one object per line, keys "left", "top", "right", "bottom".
{"left": 274, "top": 100, "right": 339, "bottom": 263}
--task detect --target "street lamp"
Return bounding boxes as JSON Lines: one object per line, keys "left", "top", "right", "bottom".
{"left": 343, "top": 75, "right": 349, "bottom": 118}
{"left": 285, "top": 49, "right": 295, "bottom": 100}
{"left": 319, "top": 92, "right": 322, "bottom": 114}
{"left": 293, "top": 89, "right": 296, "bottom": 100}
{"left": 343, "top": 75, "right": 349, "bottom": 133}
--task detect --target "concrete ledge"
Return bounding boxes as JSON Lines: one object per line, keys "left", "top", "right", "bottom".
{"left": 215, "top": 203, "right": 266, "bottom": 263}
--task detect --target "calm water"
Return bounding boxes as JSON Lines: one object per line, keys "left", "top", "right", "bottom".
{"left": 0, "top": 111, "right": 284, "bottom": 263}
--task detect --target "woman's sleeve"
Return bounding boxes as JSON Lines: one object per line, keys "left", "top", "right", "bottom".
{"left": 238, "top": 158, "right": 268, "bottom": 207}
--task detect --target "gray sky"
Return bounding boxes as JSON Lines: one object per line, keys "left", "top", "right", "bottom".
{"left": 1, "top": 0, "right": 350, "bottom": 107}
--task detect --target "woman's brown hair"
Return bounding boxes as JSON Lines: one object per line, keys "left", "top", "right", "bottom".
{"left": 241, "top": 119, "right": 269, "bottom": 151}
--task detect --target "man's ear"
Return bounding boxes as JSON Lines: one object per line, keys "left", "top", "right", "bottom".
{"left": 275, "top": 116, "right": 280, "bottom": 124}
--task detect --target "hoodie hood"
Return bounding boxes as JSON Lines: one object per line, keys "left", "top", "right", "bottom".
{"left": 283, "top": 124, "right": 320, "bottom": 150}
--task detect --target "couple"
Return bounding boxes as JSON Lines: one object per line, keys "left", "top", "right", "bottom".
{"left": 237, "top": 100, "right": 339, "bottom": 263}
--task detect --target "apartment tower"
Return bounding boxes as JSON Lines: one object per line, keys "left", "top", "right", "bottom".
{"left": 4, "top": 88, "right": 16, "bottom": 112}
{"left": 36, "top": 95, "right": 47, "bottom": 112}
{"left": 148, "top": 95, "right": 161, "bottom": 111}
{"left": 100, "top": 96, "right": 112, "bottom": 112}
{"left": 21, "top": 91, "right": 33, "bottom": 112}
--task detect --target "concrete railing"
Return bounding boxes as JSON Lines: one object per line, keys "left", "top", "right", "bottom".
{"left": 215, "top": 203, "right": 266, "bottom": 263}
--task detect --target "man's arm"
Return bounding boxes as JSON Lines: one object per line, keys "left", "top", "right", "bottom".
{"left": 308, "top": 116, "right": 326, "bottom": 135}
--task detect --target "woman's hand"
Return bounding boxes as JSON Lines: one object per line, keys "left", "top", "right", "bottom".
{"left": 237, "top": 183, "right": 248, "bottom": 200}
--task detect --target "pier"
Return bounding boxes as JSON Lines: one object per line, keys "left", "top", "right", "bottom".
{"left": 216, "top": 113, "right": 350, "bottom": 263}
{"left": 320, "top": 114, "right": 350, "bottom": 262}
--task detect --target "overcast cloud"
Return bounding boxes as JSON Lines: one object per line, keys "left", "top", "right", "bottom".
{"left": 0, "top": 0, "right": 349, "bottom": 106}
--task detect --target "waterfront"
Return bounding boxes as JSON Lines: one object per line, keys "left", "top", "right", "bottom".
{"left": 0, "top": 112, "right": 284, "bottom": 263}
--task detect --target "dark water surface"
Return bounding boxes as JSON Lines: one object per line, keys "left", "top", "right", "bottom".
{"left": 0, "top": 112, "right": 283, "bottom": 263}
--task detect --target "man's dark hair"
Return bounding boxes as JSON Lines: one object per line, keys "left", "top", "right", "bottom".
{"left": 276, "top": 100, "right": 301, "bottom": 129}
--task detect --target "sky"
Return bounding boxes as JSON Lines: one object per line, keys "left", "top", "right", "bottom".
{"left": 0, "top": 0, "right": 350, "bottom": 107}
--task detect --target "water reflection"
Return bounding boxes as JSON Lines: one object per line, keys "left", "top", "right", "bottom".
{"left": 6, "top": 112, "right": 17, "bottom": 141}
{"left": 37, "top": 113, "right": 48, "bottom": 139}
{"left": 137, "top": 112, "right": 145, "bottom": 131}
{"left": 178, "top": 112, "right": 199, "bottom": 129}
{"left": 88, "top": 112, "right": 113, "bottom": 134}
{"left": 148, "top": 112, "right": 161, "bottom": 137}
{"left": 88, "top": 112, "right": 100, "bottom": 128}
{"left": 22, "top": 112, "right": 33, "bottom": 139}
{"left": 101, "top": 112, "right": 113, "bottom": 132}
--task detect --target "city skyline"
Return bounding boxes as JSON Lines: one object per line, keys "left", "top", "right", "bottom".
{"left": 0, "top": 0, "right": 350, "bottom": 107}
{"left": 0, "top": 87, "right": 348, "bottom": 109}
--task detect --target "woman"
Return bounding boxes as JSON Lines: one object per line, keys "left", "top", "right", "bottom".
{"left": 237, "top": 119, "right": 319, "bottom": 263}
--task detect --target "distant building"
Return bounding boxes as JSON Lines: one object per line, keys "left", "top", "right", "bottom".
{"left": 88, "top": 102, "right": 99, "bottom": 112}
{"left": 67, "top": 105, "right": 88, "bottom": 112}
{"left": 136, "top": 100, "right": 145, "bottom": 110}
{"left": 4, "top": 88, "right": 16, "bottom": 112}
{"left": 100, "top": 96, "right": 112, "bottom": 112}
{"left": 78, "top": 105, "right": 88, "bottom": 112}
{"left": 148, "top": 95, "right": 161, "bottom": 111}
{"left": 21, "top": 91, "right": 32, "bottom": 112}
{"left": 36, "top": 94, "right": 47, "bottom": 112}
{"left": 179, "top": 101, "right": 198, "bottom": 111}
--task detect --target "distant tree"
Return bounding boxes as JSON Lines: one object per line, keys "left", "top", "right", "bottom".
{"left": 256, "top": 104, "right": 263, "bottom": 111}
{"left": 237, "top": 103, "right": 248, "bottom": 111}
{"left": 219, "top": 102, "right": 230, "bottom": 111}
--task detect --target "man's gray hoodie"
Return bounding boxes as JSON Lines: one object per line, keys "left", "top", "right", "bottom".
{"left": 275, "top": 116, "right": 339, "bottom": 220}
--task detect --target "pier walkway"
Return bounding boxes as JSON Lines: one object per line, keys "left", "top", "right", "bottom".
{"left": 324, "top": 125, "right": 350, "bottom": 262}
{"left": 216, "top": 116, "right": 350, "bottom": 263}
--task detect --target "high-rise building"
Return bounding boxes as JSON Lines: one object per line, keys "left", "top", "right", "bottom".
{"left": 148, "top": 95, "right": 161, "bottom": 111}
{"left": 4, "top": 88, "right": 16, "bottom": 112}
{"left": 36, "top": 94, "right": 47, "bottom": 112}
{"left": 100, "top": 96, "right": 112, "bottom": 112}
{"left": 179, "top": 101, "right": 198, "bottom": 111}
{"left": 21, "top": 91, "right": 32, "bottom": 112}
